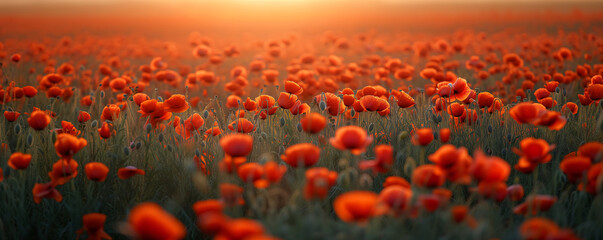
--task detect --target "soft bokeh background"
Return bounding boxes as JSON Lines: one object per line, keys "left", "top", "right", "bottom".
{"left": 0, "top": 0, "right": 601, "bottom": 37}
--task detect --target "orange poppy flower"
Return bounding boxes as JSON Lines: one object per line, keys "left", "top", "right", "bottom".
{"left": 109, "top": 77, "right": 127, "bottom": 92}
{"left": 56, "top": 121, "right": 80, "bottom": 136}
{"left": 28, "top": 110, "right": 51, "bottom": 130}
{"left": 237, "top": 163, "right": 264, "bottom": 187}
{"left": 85, "top": 162, "right": 110, "bottom": 182}
{"left": 8, "top": 152, "right": 32, "bottom": 170}
{"left": 23, "top": 86, "right": 37, "bottom": 98}
{"left": 214, "top": 218, "right": 265, "bottom": 240}
{"left": 78, "top": 111, "right": 91, "bottom": 123}
{"left": 383, "top": 176, "right": 411, "bottom": 189}
{"left": 54, "top": 133, "right": 87, "bottom": 158}
{"left": 315, "top": 93, "right": 345, "bottom": 116}
{"left": 32, "top": 182, "right": 63, "bottom": 204}
{"left": 184, "top": 113, "right": 205, "bottom": 138}
{"left": 277, "top": 92, "right": 298, "bottom": 109}
{"left": 585, "top": 162, "right": 603, "bottom": 195}
{"left": 226, "top": 95, "right": 241, "bottom": 109}
{"left": 470, "top": 150, "right": 510, "bottom": 183}
{"left": 428, "top": 145, "right": 472, "bottom": 183}
{"left": 205, "top": 122, "right": 223, "bottom": 137}
{"left": 532, "top": 111, "right": 566, "bottom": 130}
{"left": 561, "top": 102, "right": 578, "bottom": 115}
{"left": 4, "top": 110, "right": 20, "bottom": 122}
{"left": 219, "top": 155, "right": 247, "bottom": 174}
{"left": 128, "top": 202, "right": 186, "bottom": 240}
{"left": 117, "top": 166, "right": 145, "bottom": 179}
{"left": 411, "top": 128, "right": 433, "bottom": 146}
{"left": 476, "top": 181, "right": 507, "bottom": 202}
{"left": 577, "top": 142, "right": 603, "bottom": 162}
{"left": 192, "top": 199, "right": 223, "bottom": 217}
{"left": 412, "top": 165, "right": 446, "bottom": 188}
{"left": 334, "top": 191, "right": 384, "bottom": 224}
{"left": 76, "top": 213, "right": 111, "bottom": 240}
{"left": 418, "top": 194, "right": 444, "bottom": 212}
{"left": 533, "top": 88, "right": 550, "bottom": 100}
{"left": 0, "top": 168, "right": 3, "bottom": 182}
{"left": 447, "top": 102, "right": 465, "bottom": 117}
{"left": 560, "top": 156, "right": 591, "bottom": 183}
{"left": 439, "top": 128, "right": 451, "bottom": 143}
{"left": 300, "top": 112, "right": 326, "bottom": 134}
{"left": 132, "top": 93, "right": 150, "bottom": 106}
{"left": 220, "top": 183, "right": 245, "bottom": 206}
{"left": 263, "top": 161, "right": 286, "bottom": 183}
{"left": 98, "top": 122, "right": 113, "bottom": 139}
{"left": 513, "top": 138, "right": 554, "bottom": 173}
{"left": 304, "top": 167, "right": 338, "bottom": 199}
{"left": 359, "top": 144, "right": 393, "bottom": 174}
{"left": 281, "top": 143, "right": 320, "bottom": 168}
{"left": 289, "top": 101, "right": 310, "bottom": 115}
{"left": 507, "top": 184, "right": 525, "bottom": 201}
{"left": 255, "top": 95, "right": 275, "bottom": 109}
{"left": 519, "top": 217, "right": 559, "bottom": 240}
{"left": 101, "top": 104, "right": 121, "bottom": 122}
{"left": 330, "top": 126, "right": 373, "bottom": 155}
{"left": 513, "top": 195, "right": 557, "bottom": 215}
{"left": 243, "top": 98, "right": 257, "bottom": 111}
{"left": 395, "top": 90, "right": 416, "bottom": 109}
{"left": 477, "top": 92, "right": 494, "bottom": 108}
{"left": 48, "top": 159, "right": 79, "bottom": 185}
{"left": 587, "top": 84, "right": 603, "bottom": 101}
{"left": 378, "top": 185, "right": 413, "bottom": 215}
{"left": 220, "top": 134, "right": 253, "bottom": 157}
{"left": 509, "top": 102, "right": 546, "bottom": 124}
{"left": 164, "top": 94, "right": 189, "bottom": 113}
{"left": 358, "top": 95, "right": 385, "bottom": 112}
{"left": 450, "top": 205, "right": 474, "bottom": 226}
{"left": 284, "top": 81, "right": 303, "bottom": 95}
{"left": 228, "top": 118, "right": 254, "bottom": 133}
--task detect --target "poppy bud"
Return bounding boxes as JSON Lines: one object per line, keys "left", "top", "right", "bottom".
{"left": 130, "top": 142, "right": 136, "bottom": 149}
{"left": 167, "top": 144, "right": 173, "bottom": 152}
{"left": 319, "top": 101, "right": 326, "bottom": 111}
{"left": 368, "top": 123, "right": 374, "bottom": 132}
{"left": 297, "top": 123, "right": 303, "bottom": 132}
{"left": 158, "top": 133, "right": 164, "bottom": 142}
{"left": 136, "top": 142, "right": 142, "bottom": 149}
{"left": 157, "top": 96, "right": 163, "bottom": 102}
{"left": 124, "top": 147, "right": 130, "bottom": 155}
{"left": 261, "top": 132, "right": 267, "bottom": 139}
{"left": 91, "top": 120, "right": 98, "bottom": 128}
{"left": 14, "top": 124, "right": 21, "bottom": 134}
{"left": 202, "top": 110, "right": 209, "bottom": 118}
{"left": 280, "top": 117, "right": 285, "bottom": 127}
{"left": 555, "top": 87, "right": 560, "bottom": 93}
{"left": 399, "top": 131, "right": 409, "bottom": 140}
{"left": 100, "top": 91, "right": 105, "bottom": 99}
{"left": 146, "top": 124, "right": 152, "bottom": 133}
{"left": 488, "top": 125, "right": 493, "bottom": 133}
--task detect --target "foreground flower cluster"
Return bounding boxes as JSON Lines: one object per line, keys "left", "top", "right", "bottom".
{"left": 1, "top": 15, "right": 603, "bottom": 240}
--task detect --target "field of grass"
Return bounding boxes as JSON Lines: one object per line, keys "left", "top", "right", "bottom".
{"left": 1, "top": 2, "right": 603, "bottom": 239}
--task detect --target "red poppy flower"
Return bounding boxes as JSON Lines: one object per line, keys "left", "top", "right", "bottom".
{"left": 330, "top": 126, "right": 373, "bottom": 155}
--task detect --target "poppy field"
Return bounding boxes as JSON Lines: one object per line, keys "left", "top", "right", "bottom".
{"left": 1, "top": 1, "right": 603, "bottom": 239}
